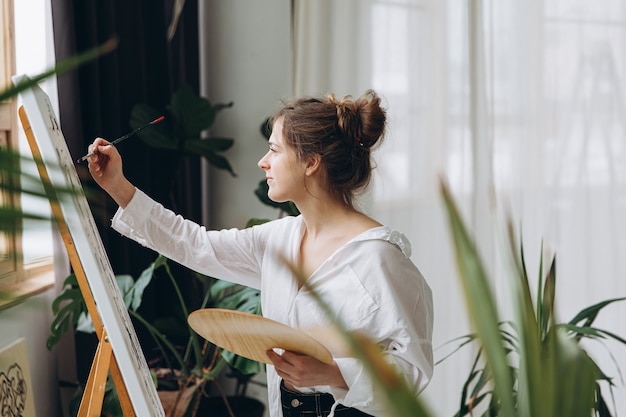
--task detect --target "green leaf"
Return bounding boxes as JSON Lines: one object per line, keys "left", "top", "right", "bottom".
{"left": 198, "top": 150, "right": 237, "bottom": 176}
{"left": 254, "top": 179, "right": 300, "bottom": 215}
{"left": 562, "top": 324, "right": 607, "bottom": 339}
{"left": 181, "top": 137, "right": 237, "bottom": 176}
{"left": 47, "top": 275, "right": 87, "bottom": 350}
{"left": 260, "top": 117, "right": 272, "bottom": 140}
{"left": 101, "top": 376, "right": 124, "bottom": 417}
{"left": 183, "top": 137, "right": 234, "bottom": 153}
{"left": 69, "top": 377, "right": 124, "bottom": 417}
{"left": 246, "top": 218, "right": 271, "bottom": 227}
{"left": 568, "top": 297, "right": 626, "bottom": 327}
{"left": 2, "top": 38, "right": 117, "bottom": 102}
{"left": 115, "top": 275, "right": 134, "bottom": 298}
{"left": 131, "top": 104, "right": 178, "bottom": 150}
{"left": 169, "top": 85, "right": 233, "bottom": 136}
{"left": 540, "top": 255, "right": 556, "bottom": 341}
{"left": 129, "top": 86, "right": 238, "bottom": 180}
{"left": 594, "top": 327, "right": 626, "bottom": 346}
{"left": 0, "top": 147, "right": 90, "bottom": 234}
{"left": 221, "top": 350, "right": 260, "bottom": 376}
{"left": 549, "top": 328, "right": 599, "bottom": 416}
{"left": 216, "top": 287, "right": 260, "bottom": 314}
{"left": 152, "top": 316, "right": 189, "bottom": 340}
{"left": 124, "top": 259, "right": 161, "bottom": 311}
{"left": 208, "top": 278, "right": 239, "bottom": 299}
{"left": 440, "top": 179, "right": 516, "bottom": 417}
{"left": 533, "top": 240, "right": 544, "bottom": 334}
{"left": 505, "top": 221, "right": 546, "bottom": 417}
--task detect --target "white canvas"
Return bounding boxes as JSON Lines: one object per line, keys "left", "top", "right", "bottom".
{"left": 13, "top": 74, "right": 165, "bottom": 417}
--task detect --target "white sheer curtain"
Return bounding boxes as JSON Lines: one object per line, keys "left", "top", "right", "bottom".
{"left": 293, "top": 0, "right": 626, "bottom": 415}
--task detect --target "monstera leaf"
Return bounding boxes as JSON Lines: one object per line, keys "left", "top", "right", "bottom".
{"left": 129, "top": 85, "right": 236, "bottom": 176}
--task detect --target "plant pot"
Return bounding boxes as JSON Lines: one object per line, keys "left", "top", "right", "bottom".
{"left": 156, "top": 370, "right": 205, "bottom": 417}
{"left": 197, "top": 395, "right": 265, "bottom": 417}
{"left": 158, "top": 385, "right": 198, "bottom": 417}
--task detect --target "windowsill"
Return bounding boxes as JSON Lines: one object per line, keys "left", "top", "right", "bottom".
{"left": 0, "top": 257, "right": 55, "bottom": 311}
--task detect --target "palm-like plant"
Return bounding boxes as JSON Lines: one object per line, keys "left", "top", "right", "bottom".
{"left": 437, "top": 244, "right": 626, "bottom": 417}
{"left": 438, "top": 180, "right": 625, "bottom": 417}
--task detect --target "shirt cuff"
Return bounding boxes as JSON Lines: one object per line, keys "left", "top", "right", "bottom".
{"left": 328, "top": 357, "right": 373, "bottom": 408}
{"left": 111, "top": 188, "right": 154, "bottom": 240}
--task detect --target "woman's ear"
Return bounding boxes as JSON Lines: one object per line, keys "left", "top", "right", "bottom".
{"left": 305, "top": 154, "right": 322, "bottom": 177}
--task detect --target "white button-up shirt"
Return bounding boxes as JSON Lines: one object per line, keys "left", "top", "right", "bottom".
{"left": 112, "top": 189, "right": 433, "bottom": 417}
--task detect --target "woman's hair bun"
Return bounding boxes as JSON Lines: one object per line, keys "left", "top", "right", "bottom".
{"left": 329, "top": 89, "right": 386, "bottom": 149}
{"left": 271, "top": 89, "right": 387, "bottom": 208}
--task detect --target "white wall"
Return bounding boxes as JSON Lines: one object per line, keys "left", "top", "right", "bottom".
{"left": 0, "top": 291, "right": 63, "bottom": 416}
{"left": 200, "top": 0, "right": 293, "bottom": 231}
{"left": 199, "top": 1, "right": 293, "bottom": 414}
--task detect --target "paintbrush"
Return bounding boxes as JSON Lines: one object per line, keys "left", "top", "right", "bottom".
{"left": 76, "top": 115, "right": 165, "bottom": 163}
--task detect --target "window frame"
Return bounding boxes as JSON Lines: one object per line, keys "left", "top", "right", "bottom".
{"left": 0, "top": 0, "right": 55, "bottom": 309}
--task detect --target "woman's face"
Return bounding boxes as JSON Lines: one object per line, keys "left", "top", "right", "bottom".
{"left": 258, "top": 118, "right": 306, "bottom": 203}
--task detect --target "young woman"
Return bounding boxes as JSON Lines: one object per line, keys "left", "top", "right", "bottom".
{"left": 87, "top": 89, "right": 433, "bottom": 417}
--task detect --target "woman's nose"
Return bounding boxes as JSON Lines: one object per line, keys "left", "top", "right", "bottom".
{"left": 258, "top": 152, "right": 269, "bottom": 169}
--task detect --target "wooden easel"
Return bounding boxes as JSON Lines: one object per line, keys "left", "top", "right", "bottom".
{"left": 18, "top": 106, "right": 136, "bottom": 417}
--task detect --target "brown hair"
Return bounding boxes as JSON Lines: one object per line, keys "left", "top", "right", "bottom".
{"left": 271, "top": 89, "right": 387, "bottom": 208}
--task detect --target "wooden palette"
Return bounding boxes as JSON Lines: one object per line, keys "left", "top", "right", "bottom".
{"left": 187, "top": 309, "right": 333, "bottom": 364}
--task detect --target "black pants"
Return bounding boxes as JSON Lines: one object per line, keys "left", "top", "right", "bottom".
{"left": 280, "top": 381, "right": 374, "bottom": 417}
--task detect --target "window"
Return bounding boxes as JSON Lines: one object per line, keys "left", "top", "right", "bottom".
{"left": 0, "top": 0, "right": 56, "bottom": 307}
{"left": 1, "top": 0, "right": 20, "bottom": 284}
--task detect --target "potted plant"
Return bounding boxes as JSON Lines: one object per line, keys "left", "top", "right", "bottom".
{"left": 437, "top": 241, "right": 626, "bottom": 417}
{"left": 436, "top": 180, "right": 626, "bottom": 417}
{"left": 122, "top": 255, "right": 264, "bottom": 417}
{"left": 47, "top": 254, "right": 263, "bottom": 417}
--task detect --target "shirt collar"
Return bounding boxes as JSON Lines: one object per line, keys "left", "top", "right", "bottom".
{"left": 348, "top": 226, "right": 412, "bottom": 258}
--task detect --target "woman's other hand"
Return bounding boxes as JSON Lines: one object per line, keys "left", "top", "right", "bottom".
{"left": 266, "top": 349, "right": 348, "bottom": 391}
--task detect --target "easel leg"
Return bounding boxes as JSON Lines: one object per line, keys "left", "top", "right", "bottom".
{"left": 78, "top": 329, "right": 113, "bottom": 417}
{"left": 111, "top": 356, "right": 137, "bottom": 416}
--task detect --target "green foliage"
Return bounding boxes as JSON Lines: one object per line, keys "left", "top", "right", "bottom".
{"left": 47, "top": 274, "right": 85, "bottom": 350}
{"left": 253, "top": 179, "right": 299, "bottom": 215}
{"left": 47, "top": 254, "right": 261, "bottom": 416}
{"left": 441, "top": 184, "right": 517, "bottom": 417}
{"left": 1, "top": 38, "right": 117, "bottom": 103}
{"left": 439, "top": 180, "right": 624, "bottom": 417}
{"left": 0, "top": 149, "right": 53, "bottom": 234}
{"left": 130, "top": 85, "right": 236, "bottom": 176}
{"left": 69, "top": 376, "right": 123, "bottom": 417}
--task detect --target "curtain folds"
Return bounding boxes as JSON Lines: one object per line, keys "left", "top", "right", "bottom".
{"left": 292, "top": 0, "right": 372, "bottom": 97}
{"left": 51, "top": 0, "right": 201, "bottom": 265}
{"left": 50, "top": 0, "right": 201, "bottom": 377}
{"left": 293, "top": 0, "right": 626, "bottom": 415}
